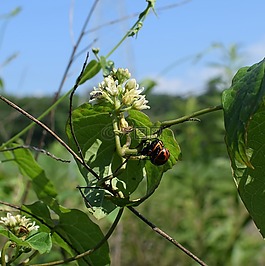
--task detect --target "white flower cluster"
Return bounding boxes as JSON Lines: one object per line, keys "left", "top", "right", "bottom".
{"left": 0, "top": 213, "right": 39, "bottom": 238}
{"left": 90, "top": 68, "right": 150, "bottom": 111}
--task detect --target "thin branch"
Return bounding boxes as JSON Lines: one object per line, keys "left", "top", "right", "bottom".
{"left": 54, "top": 0, "right": 99, "bottom": 100}
{"left": 160, "top": 105, "right": 223, "bottom": 129}
{"left": 127, "top": 206, "right": 208, "bottom": 266}
{"left": 37, "top": 0, "right": 100, "bottom": 154}
{"left": 0, "top": 145, "right": 70, "bottom": 163}
{"left": 73, "top": 38, "right": 98, "bottom": 61}
{"left": 0, "top": 95, "right": 98, "bottom": 179}
{"left": 68, "top": 53, "right": 100, "bottom": 179}
{"left": 106, "top": 1, "right": 153, "bottom": 59}
{"left": 86, "top": 0, "right": 191, "bottom": 34}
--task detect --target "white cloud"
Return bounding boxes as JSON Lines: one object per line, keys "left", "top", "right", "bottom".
{"left": 153, "top": 67, "right": 222, "bottom": 96}
{"left": 151, "top": 37, "right": 265, "bottom": 96}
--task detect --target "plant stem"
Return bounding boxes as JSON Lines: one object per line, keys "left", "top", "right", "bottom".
{"left": 127, "top": 206, "right": 208, "bottom": 266}
{"left": 106, "top": 2, "right": 153, "bottom": 59}
{"left": 0, "top": 90, "right": 71, "bottom": 149}
{"left": 160, "top": 105, "right": 223, "bottom": 129}
{"left": 1, "top": 240, "right": 11, "bottom": 266}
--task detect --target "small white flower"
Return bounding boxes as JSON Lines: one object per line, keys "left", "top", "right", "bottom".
{"left": 89, "top": 68, "right": 150, "bottom": 110}
{"left": 125, "top": 78, "right": 137, "bottom": 91}
{"left": 0, "top": 213, "right": 39, "bottom": 238}
{"left": 133, "top": 95, "right": 150, "bottom": 110}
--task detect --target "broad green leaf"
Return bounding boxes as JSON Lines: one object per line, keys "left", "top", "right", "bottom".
{"left": 222, "top": 60, "right": 265, "bottom": 167}
{"left": 66, "top": 103, "right": 117, "bottom": 217}
{"left": 123, "top": 110, "right": 181, "bottom": 205}
{"left": 26, "top": 232, "right": 52, "bottom": 254}
{"left": 66, "top": 103, "right": 116, "bottom": 180}
{"left": 236, "top": 106, "right": 265, "bottom": 234}
{"left": 79, "top": 60, "right": 101, "bottom": 85}
{"left": 22, "top": 202, "right": 74, "bottom": 256}
{"left": 129, "top": 128, "right": 180, "bottom": 206}
{"left": 81, "top": 187, "right": 116, "bottom": 220}
{"left": 55, "top": 209, "right": 110, "bottom": 266}
{"left": 222, "top": 58, "right": 265, "bottom": 237}
{"left": 11, "top": 148, "right": 60, "bottom": 213}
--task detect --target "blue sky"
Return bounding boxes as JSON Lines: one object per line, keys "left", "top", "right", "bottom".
{"left": 1, "top": 0, "right": 265, "bottom": 97}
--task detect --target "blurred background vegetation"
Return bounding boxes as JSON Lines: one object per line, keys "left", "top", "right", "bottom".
{"left": 1, "top": 71, "right": 265, "bottom": 265}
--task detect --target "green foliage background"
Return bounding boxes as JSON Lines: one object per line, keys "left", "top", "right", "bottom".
{"left": 1, "top": 80, "right": 265, "bottom": 265}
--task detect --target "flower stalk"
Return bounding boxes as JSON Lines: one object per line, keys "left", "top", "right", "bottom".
{"left": 90, "top": 68, "right": 150, "bottom": 158}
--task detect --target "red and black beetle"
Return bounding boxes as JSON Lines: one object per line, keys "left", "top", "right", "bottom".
{"left": 141, "top": 139, "right": 170, "bottom": 166}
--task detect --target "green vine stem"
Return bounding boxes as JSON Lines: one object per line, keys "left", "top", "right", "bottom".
{"left": 160, "top": 104, "right": 223, "bottom": 129}
{"left": 0, "top": 90, "right": 71, "bottom": 150}
{"left": 1, "top": 240, "right": 11, "bottom": 266}
{"left": 106, "top": 1, "right": 154, "bottom": 59}
{"left": 0, "top": 95, "right": 99, "bottom": 179}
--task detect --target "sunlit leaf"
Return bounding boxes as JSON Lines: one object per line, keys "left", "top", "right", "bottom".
{"left": 79, "top": 60, "right": 101, "bottom": 85}
{"left": 222, "top": 58, "right": 265, "bottom": 237}
{"left": 26, "top": 232, "right": 52, "bottom": 254}
{"left": 66, "top": 103, "right": 117, "bottom": 217}
{"left": 11, "top": 148, "right": 60, "bottom": 213}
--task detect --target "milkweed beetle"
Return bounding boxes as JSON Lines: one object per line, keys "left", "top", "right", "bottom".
{"left": 141, "top": 139, "right": 170, "bottom": 165}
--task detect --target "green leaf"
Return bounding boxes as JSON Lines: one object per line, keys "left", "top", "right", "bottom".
{"left": 81, "top": 187, "right": 117, "bottom": 220}
{"left": 66, "top": 103, "right": 117, "bottom": 217}
{"left": 124, "top": 110, "right": 181, "bottom": 205}
{"left": 55, "top": 209, "right": 110, "bottom": 266}
{"left": 79, "top": 60, "right": 101, "bottom": 85}
{"left": 222, "top": 58, "right": 265, "bottom": 237}
{"left": 26, "top": 232, "right": 52, "bottom": 254}
{"left": 222, "top": 60, "right": 265, "bottom": 167}
{"left": 11, "top": 148, "right": 60, "bottom": 213}
{"left": 66, "top": 103, "right": 115, "bottom": 180}
{"left": 140, "top": 78, "right": 157, "bottom": 95}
